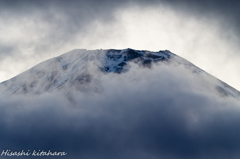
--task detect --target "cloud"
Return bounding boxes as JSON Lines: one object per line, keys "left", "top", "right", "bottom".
{"left": 1, "top": 3, "right": 240, "bottom": 158}
{"left": 1, "top": 0, "right": 240, "bottom": 91}
{"left": 0, "top": 0, "right": 129, "bottom": 82}
{"left": 0, "top": 63, "right": 240, "bottom": 159}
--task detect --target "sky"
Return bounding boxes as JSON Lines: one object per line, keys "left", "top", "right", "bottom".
{"left": 0, "top": 0, "right": 240, "bottom": 90}
{"left": 1, "top": 1, "right": 240, "bottom": 157}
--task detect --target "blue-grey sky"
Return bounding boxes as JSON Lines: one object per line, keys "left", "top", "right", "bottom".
{"left": 2, "top": 1, "right": 240, "bottom": 159}
{"left": 1, "top": 1, "right": 240, "bottom": 158}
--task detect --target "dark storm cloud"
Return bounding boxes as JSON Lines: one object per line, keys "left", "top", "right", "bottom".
{"left": 1, "top": 64, "right": 240, "bottom": 159}
{"left": 0, "top": 0, "right": 239, "bottom": 57}
{"left": 160, "top": 0, "right": 240, "bottom": 37}
{"left": 0, "top": 44, "right": 18, "bottom": 59}
{"left": 0, "top": 0, "right": 127, "bottom": 59}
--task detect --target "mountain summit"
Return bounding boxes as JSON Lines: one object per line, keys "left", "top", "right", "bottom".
{"left": 0, "top": 48, "right": 239, "bottom": 99}
{"left": 1, "top": 49, "right": 240, "bottom": 159}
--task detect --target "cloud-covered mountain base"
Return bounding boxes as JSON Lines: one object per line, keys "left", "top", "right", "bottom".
{"left": 1, "top": 63, "right": 240, "bottom": 159}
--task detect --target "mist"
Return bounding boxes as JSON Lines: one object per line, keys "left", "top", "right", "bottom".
{"left": 1, "top": 63, "right": 240, "bottom": 159}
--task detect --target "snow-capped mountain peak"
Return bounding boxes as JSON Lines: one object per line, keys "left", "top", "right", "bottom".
{"left": 0, "top": 48, "right": 239, "bottom": 99}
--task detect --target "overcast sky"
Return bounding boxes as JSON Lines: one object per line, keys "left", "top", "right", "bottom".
{"left": 1, "top": 1, "right": 240, "bottom": 158}
{"left": 0, "top": 0, "right": 240, "bottom": 90}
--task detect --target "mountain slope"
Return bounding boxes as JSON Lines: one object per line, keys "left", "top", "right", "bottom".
{"left": 0, "top": 48, "right": 239, "bottom": 99}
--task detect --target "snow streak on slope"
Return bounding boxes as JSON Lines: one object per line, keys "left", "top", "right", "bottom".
{"left": 0, "top": 48, "right": 239, "bottom": 99}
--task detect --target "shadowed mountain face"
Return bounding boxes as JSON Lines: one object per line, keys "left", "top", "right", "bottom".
{"left": 0, "top": 48, "right": 239, "bottom": 99}
{"left": 104, "top": 49, "right": 170, "bottom": 72}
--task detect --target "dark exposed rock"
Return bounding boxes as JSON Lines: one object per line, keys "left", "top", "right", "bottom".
{"left": 62, "top": 64, "right": 69, "bottom": 70}
{"left": 102, "top": 48, "right": 171, "bottom": 73}
{"left": 76, "top": 73, "right": 91, "bottom": 84}
{"left": 216, "top": 86, "right": 230, "bottom": 97}
{"left": 142, "top": 59, "right": 152, "bottom": 68}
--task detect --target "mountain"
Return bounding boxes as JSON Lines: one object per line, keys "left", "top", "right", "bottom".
{"left": 1, "top": 48, "right": 240, "bottom": 159}
{"left": 0, "top": 48, "right": 239, "bottom": 99}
